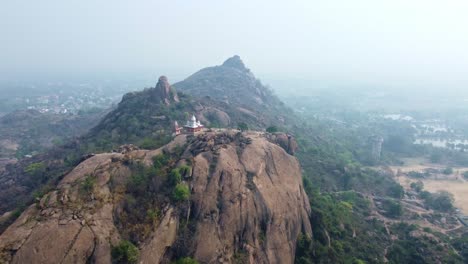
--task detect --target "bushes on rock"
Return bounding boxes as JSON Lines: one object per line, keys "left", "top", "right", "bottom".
{"left": 25, "top": 162, "right": 46, "bottom": 176}
{"left": 170, "top": 168, "right": 182, "bottom": 186}
{"left": 237, "top": 122, "right": 248, "bottom": 131}
{"left": 153, "top": 153, "right": 169, "bottom": 170}
{"left": 178, "top": 165, "right": 191, "bottom": 176}
{"left": 266, "top": 126, "right": 279, "bottom": 133}
{"left": 111, "top": 240, "right": 139, "bottom": 264}
{"left": 174, "top": 257, "right": 198, "bottom": 264}
{"left": 173, "top": 183, "right": 190, "bottom": 201}
{"left": 80, "top": 174, "right": 96, "bottom": 195}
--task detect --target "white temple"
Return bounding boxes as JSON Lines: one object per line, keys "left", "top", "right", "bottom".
{"left": 183, "top": 114, "right": 204, "bottom": 133}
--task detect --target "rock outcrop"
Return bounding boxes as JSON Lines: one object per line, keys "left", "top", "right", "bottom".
{"left": 222, "top": 55, "right": 248, "bottom": 71}
{"left": 0, "top": 131, "right": 311, "bottom": 264}
{"left": 154, "top": 76, "right": 179, "bottom": 105}
{"left": 266, "top": 132, "right": 299, "bottom": 155}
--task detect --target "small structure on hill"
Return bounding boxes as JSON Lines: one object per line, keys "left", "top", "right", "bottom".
{"left": 369, "top": 135, "right": 384, "bottom": 161}
{"left": 184, "top": 114, "right": 204, "bottom": 134}
{"left": 174, "top": 121, "right": 181, "bottom": 135}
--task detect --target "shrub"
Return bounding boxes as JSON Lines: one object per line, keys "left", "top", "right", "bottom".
{"left": 266, "top": 126, "right": 278, "bottom": 133}
{"left": 175, "top": 257, "right": 199, "bottom": 264}
{"left": 410, "top": 181, "right": 424, "bottom": 193}
{"left": 382, "top": 200, "right": 403, "bottom": 218}
{"left": 139, "top": 137, "right": 159, "bottom": 149}
{"left": 237, "top": 122, "right": 248, "bottom": 131}
{"left": 388, "top": 184, "right": 404, "bottom": 199}
{"left": 170, "top": 168, "right": 182, "bottom": 185}
{"left": 80, "top": 175, "right": 96, "bottom": 195}
{"left": 423, "top": 191, "right": 454, "bottom": 212}
{"left": 25, "top": 162, "right": 46, "bottom": 176}
{"left": 24, "top": 162, "right": 46, "bottom": 185}
{"left": 111, "top": 240, "right": 139, "bottom": 264}
{"left": 178, "top": 165, "right": 191, "bottom": 176}
{"left": 146, "top": 209, "right": 159, "bottom": 222}
{"left": 173, "top": 183, "right": 190, "bottom": 201}
{"left": 152, "top": 154, "right": 169, "bottom": 170}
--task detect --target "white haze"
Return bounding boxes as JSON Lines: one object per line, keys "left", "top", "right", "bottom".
{"left": 1, "top": 0, "right": 468, "bottom": 92}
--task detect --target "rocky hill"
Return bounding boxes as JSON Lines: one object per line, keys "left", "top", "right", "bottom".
{"left": 0, "top": 57, "right": 299, "bottom": 224}
{"left": 83, "top": 57, "right": 296, "bottom": 152}
{"left": 174, "top": 56, "right": 296, "bottom": 128}
{"left": 0, "top": 131, "right": 311, "bottom": 264}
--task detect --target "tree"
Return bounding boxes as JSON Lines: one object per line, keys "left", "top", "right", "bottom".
{"left": 389, "top": 184, "right": 404, "bottom": 199}
{"left": 237, "top": 122, "right": 248, "bottom": 132}
{"left": 423, "top": 191, "right": 455, "bottom": 212}
{"left": 430, "top": 191, "right": 455, "bottom": 212}
{"left": 410, "top": 181, "right": 424, "bottom": 193}
{"left": 383, "top": 200, "right": 403, "bottom": 218}
{"left": 443, "top": 167, "right": 453, "bottom": 175}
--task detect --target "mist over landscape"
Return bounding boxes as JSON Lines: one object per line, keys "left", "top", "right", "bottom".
{"left": 1, "top": 1, "right": 468, "bottom": 264}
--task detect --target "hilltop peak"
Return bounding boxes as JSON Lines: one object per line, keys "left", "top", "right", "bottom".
{"left": 221, "top": 55, "right": 247, "bottom": 70}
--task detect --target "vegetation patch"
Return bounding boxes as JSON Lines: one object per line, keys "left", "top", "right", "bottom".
{"left": 111, "top": 240, "right": 139, "bottom": 264}
{"left": 80, "top": 174, "right": 96, "bottom": 195}
{"left": 420, "top": 190, "right": 455, "bottom": 212}
{"left": 173, "top": 183, "right": 190, "bottom": 201}
{"left": 173, "top": 257, "right": 199, "bottom": 264}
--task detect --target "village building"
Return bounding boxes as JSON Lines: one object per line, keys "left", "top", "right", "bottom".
{"left": 183, "top": 114, "right": 204, "bottom": 134}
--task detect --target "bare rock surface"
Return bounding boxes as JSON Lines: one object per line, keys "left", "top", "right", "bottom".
{"left": 0, "top": 131, "right": 310, "bottom": 264}
{"left": 265, "top": 132, "right": 299, "bottom": 155}
{"left": 139, "top": 207, "right": 178, "bottom": 264}
{"left": 155, "top": 76, "right": 179, "bottom": 105}
{"left": 188, "top": 132, "right": 311, "bottom": 263}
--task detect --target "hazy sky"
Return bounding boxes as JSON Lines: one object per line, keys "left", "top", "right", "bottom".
{"left": 2, "top": 0, "right": 468, "bottom": 88}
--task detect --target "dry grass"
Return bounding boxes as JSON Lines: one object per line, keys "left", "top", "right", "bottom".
{"left": 391, "top": 157, "right": 468, "bottom": 214}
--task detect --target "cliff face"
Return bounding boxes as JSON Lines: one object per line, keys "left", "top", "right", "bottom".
{"left": 0, "top": 131, "right": 311, "bottom": 264}
{"left": 188, "top": 131, "right": 311, "bottom": 263}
